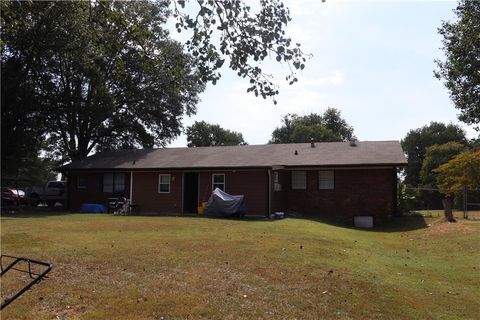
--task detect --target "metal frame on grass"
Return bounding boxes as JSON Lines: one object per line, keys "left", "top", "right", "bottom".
{"left": 0, "top": 254, "right": 53, "bottom": 310}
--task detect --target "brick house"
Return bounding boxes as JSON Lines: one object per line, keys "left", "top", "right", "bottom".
{"left": 60, "top": 140, "right": 407, "bottom": 220}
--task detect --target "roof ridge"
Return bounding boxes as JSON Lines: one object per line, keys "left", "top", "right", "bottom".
{"left": 59, "top": 140, "right": 406, "bottom": 170}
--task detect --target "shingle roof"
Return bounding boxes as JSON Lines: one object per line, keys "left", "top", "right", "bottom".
{"left": 60, "top": 141, "right": 406, "bottom": 171}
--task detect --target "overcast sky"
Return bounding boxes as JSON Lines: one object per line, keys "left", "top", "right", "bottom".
{"left": 168, "top": 0, "right": 477, "bottom": 147}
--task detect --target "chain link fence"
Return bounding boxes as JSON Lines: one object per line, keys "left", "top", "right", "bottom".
{"left": 398, "top": 185, "right": 480, "bottom": 220}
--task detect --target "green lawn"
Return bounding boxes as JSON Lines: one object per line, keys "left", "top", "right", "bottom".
{"left": 1, "top": 213, "right": 479, "bottom": 319}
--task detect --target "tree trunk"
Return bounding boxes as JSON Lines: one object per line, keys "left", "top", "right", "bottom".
{"left": 442, "top": 196, "right": 457, "bottom": 222}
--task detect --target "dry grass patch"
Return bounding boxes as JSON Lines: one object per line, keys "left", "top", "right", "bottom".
{"left": 1, "top": 213, "right": 479, "bottom": 319}
{"left": 424, "top": 219, "right": 476, "bottom": 236}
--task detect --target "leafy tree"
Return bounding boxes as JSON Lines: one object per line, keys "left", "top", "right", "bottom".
{"left": 471, "top": 137, "right": 480, "bottom": 148}
{"left": 1, "top": 2, "right": 48, "bottom": 179}
{"left": 186, "top": 121, "right": 246, "bottom": 147}
{"left": 2, "top": 1, "right": 204, "bottom": 161}
{"left": 397, "top": 181, "right": 417, "bottom": 214}
{"left": 1, "top": 0, "right": 308, "bottom": 167}
{"left": 435, "top": 149, "right": 480, "bottom": 193}
{"left": 401, "top": 122, "right": 467, "bottom": 186}
{"left": 173, "top": 0, "right": 310, "bottom": 103}
{"left": 1, "top": 156, "right": 57, "bottom": 187}
{"left": 434, "top": 149, "right": 480, "bottom": 222}
{"left": 289, "top": 123, "right": 338, "bottom": 143}
{"left": 17, "top": 157, "right": 58, "bottom": 186}
{"left": 269, "top": 108, "right": 354, "bottom": 144}
{"left": 420, "top": 142, "right": 465, "bottom": 187}
{"left": 416, "top": 142, "right": 465, "bottom": 210}
{"left": 435, "top": 0, "right": 480, "bottom": 130}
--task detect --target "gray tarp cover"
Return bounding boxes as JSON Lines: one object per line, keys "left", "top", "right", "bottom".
{"left": 204, "top": 188, "right": 246, "bottom": 217}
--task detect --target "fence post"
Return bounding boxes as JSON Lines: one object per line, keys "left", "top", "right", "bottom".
{"left": 463, "top": 186, "right": 468, "bottom": 219}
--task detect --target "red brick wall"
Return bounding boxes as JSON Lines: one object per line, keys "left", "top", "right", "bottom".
{"left": 68, "top": 170, "right": 268, "bottom": 214}
{"left": 275, "top": 168, "right": 396, "bottom": 220}
{"left": 67, "top": 168, "right": 395, "bottom": 218}
{"left": 132, "top": 172, "right": 182, "bottom": 213}
{"left": 198, "top": 170, "right": 269, "bottom": 215}
{"left": 67, "top": 172, "right": 130, "bottom": 211}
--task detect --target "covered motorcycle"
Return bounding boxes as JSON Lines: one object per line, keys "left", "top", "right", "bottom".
{"left": 204, "top": 188, "right": 246, "bottom": 218}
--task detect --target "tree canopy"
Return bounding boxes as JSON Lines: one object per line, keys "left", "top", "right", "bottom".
{"left": 435, "top": 0, "right": 480, "bottom": 130}
{"left": 186, "top": 121, "right": 246, "bottom": 147}
{"left": 1, "top": 0, "right": 309, "bottom": 177}
{"left": 420, "top": 141, "right": 465, "bottom": 187}
{"left": 401, "top": 122, "right": 467, "bottom": 186}
{"left": 173, "top": 0, "right": 310, "bottom": 103}
{"left": 435, "top": 149, "right": 480, "bottom": 194}
{"left": 2, "top": 0, "right": 204, "bottom": 163}
{"left": 269, "top": 108, "right": 354, "bottom": 144}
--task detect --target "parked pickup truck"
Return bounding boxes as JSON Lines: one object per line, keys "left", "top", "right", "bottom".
{"left": 27, "top": 181, "right": 67, "bottom": 207}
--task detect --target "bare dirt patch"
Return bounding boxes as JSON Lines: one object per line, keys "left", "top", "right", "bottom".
{"left": 425, "top": 219, "right": 477, "bottom": 236}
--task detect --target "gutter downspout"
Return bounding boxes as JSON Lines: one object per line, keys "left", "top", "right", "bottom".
{"left": 130, "top": 172, "right": 133, "bottom": 204}
{"left": 268, "top": 169, "right": 272, "bottom": 217}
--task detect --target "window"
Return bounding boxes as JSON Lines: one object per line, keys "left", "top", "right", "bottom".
{"left": 103, "top": 173, "right": 114, "bottom": 192}
{"left": 273, "top": 171, "right": 282, "bottom": 191}
{"left": 77, "top": 175, "right": 87, "bottom": 189}
{"left": 319, "top": 170, "right": 334, "bottom": 189}
{"left": 103, "top": 173, "right": 125, "bottom": 193}
{"left": 158, "top": 174, "right": 171, "bottom": 193}
{"left": 115, "top": 173, "right": 125, "bottom": 192}
{"left": 291, "top": 171, "right": 306, "bottom": 190}
{"left": 212, "top": 173, "right": 225, "bottom": 191}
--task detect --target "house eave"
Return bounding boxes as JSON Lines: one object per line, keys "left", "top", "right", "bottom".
{"left": 60, "top": 162, "right": 407, "bottom": 172}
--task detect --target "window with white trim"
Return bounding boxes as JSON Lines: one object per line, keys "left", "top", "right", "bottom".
{"left": 291, "top": 171, "right": 306, "bottom": 190}
{"left": 103, "top": 173, "right": 125, "bottom": 193}
{"left": 212, "top": 173, "right": 225, "bottom": 191}
{"left": 158, "top": 174, "right": 171, "bottom": 193}
{"left": 77, "top": 175, "right": 87, "bottom": 189}
{"left": 318, "top": 170, "right": 334, "bottom": 189}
